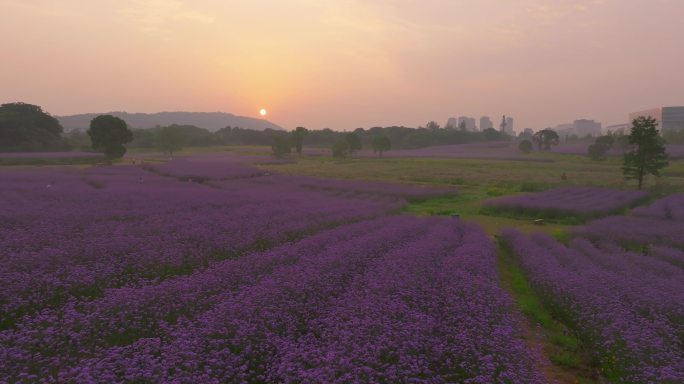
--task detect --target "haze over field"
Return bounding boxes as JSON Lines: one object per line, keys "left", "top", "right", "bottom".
{"left": 1, "top": 0, "right": 683, "bottom": 130}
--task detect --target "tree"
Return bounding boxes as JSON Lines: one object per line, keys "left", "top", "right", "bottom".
{"left": 0, "top": 102, "right": 67, "bottom": 151}
{"left": 518, "top": 139, "right": 533, "bottom": 154}
{"left": 622, "top": 116, "right": 669, "bottom": 189}
{"left": 332, "top": 139, "right": 349, "bottom": 158}
{"left": 371, "top": 135, "right": 391, "bottom": 157}
{"left": 426, "top": 121, "right": 441, "bottom": 130}
{"left": 588, "top": 135, "right": 614, "bottom": 161}
{"left": 271, "top": 134, "right": 291, "bottom": 158}
{"left": 87, "top": 115, "right": 133, "bottom": 159}
{"left": 345, "top": 132, "right": 362, "bottom": 154}
{"left": 290, "top": 126, "right": 308, "bottom": 155}
{"left": 155, "top": 126, "right": 185, "bottom": 157}
{"left": 532, "top": 129, "right": 559, "bottom": 151}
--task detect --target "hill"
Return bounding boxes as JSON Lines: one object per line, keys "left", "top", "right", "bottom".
{"left": 56, "top": 111, "right": 283, "bottom": 132}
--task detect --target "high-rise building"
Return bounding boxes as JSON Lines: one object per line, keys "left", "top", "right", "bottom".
{"left": 505, "top": 117, "right": 514, "bottom": 135}
{"left": 629, "top": 106, "right": 684, "bottom": 133}
{"left": 573, "top": 119, "right": 602, "bottom": 136}
{"left": 457, "top": 116, "right": 477, "bottom": 131}
{"left": 445, "top": 117, "right": 459, "bottom": 129}
{"left": 479, "top": 116, "right": 493, "bottom": 131}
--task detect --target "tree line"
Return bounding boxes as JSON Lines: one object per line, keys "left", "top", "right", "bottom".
{"left": 1, "top": 102, "right": 513, "bottom": 155}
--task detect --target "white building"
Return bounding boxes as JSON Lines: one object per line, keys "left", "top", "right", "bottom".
{"left": 479, "top": 116, "right": 493, "bottom": 130}
{"left": 573, "top": 119, "right": 602, "bottom": 136}
{"left": 457, "top": 116, "right": 477, "bottom": 131}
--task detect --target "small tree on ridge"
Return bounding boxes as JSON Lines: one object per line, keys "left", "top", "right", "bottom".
{"left": 622, "top": 116, "right": 668, "bottom": 189}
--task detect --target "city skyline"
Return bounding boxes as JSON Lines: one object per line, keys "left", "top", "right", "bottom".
{"left": 2, "top": 0, "right": 683, "bottom": 131}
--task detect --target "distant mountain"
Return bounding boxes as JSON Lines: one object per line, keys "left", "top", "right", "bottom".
{"left": 56, "top": 111, "right": 283, "bottom": 132}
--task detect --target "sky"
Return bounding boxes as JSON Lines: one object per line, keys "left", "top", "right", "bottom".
{"left": 1, "top": 0, "right": 683, "bottom": 131}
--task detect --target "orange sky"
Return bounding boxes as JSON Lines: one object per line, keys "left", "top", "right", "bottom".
{"left": 1, "top": 0, "right": 683, "bottom": 130}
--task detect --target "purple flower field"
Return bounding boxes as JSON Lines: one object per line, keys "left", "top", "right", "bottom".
{"left": 0, "top": 163, "right": 546, "bottom": 382}
{"left": 0, "top": 167, "right": 543, "bottom": 383}
{"left": 502, "top": 230, "right": 684, "bottom": 382}
{"left": 0, "top": 166, "right": 405, "bottom": 329}
{"left": 482, "top": 186, "right": 649, "bottom": 218}
{"left": 573, "top": 194, "right": 684, "bottom": 246}
{"left": 148, "top": 156, "right": 269, "bottom": 180}
{"left": 632, "top": 193, "right": 684, "bottom": 221}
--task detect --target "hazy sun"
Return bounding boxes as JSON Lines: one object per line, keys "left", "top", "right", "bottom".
{"left": 259, "top": 108, "right": 267, "bottom": 116}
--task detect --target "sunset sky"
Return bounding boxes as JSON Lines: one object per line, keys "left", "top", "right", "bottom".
{"left": 1, "top": 0, "right": 683, "bottom": 130}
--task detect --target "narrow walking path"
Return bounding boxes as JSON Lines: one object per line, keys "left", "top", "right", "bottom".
{"left": 496, "top": 240, "right": 606, "bottom": 384}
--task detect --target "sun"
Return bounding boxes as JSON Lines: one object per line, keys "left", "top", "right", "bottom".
{"left": 259, "top": 108, "right": 267, "bottom": 116}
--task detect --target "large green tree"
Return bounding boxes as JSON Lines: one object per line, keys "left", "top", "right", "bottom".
{"left": 532, "top": 129, "right": 559, "bottom": 151}
{"left": 622, "top": 116, "right": 669, "bottom": 189}
{"left": 87, "top": 115, "right": 133, "bottom": 159}
{"left": 332, "top": 139, "right": 349, "bottom": 158}
{"left": 0, "top": 102, "right": 67, "bottom": 151}
{"left": 344, "top": 132, "right": 362, "bottom": 154}
{"left": 271, "top": 134, "right": 291, "bottom": 158}
{"left": 371, "top": 135, "right": 391, "bottom": 157}
{"left": 588, "top": 134, "right": 615, "bottom": 160}
{"left": 290, "top": 126, "right": 308, "bottom": 155}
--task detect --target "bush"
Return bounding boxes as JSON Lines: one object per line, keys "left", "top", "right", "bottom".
{"left": 518, "top": 140, "right": 533, "bottom": 154}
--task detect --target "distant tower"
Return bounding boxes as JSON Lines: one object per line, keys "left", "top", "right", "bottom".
{"left": 500, "top": 115, "right": 507, "bottom": 133}
{"left": 505, "top": 117, "right": 514, "bottom": 134}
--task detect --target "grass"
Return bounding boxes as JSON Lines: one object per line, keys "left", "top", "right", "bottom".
{"left": 497, "top": 241, "right": 601, "bottom": 383}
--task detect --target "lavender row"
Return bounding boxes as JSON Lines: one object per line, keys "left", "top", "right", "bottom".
{"left": 7, "top": 218, "right": 543, "bottom": 383}
{"left": 272, "top": 221, "right": 542, "bottom": 383}
{"left": 0, "top": 216, "right": 426, "bottom": 382}
{"left": 148, "top": 156, "right": 266, "bottom": 180}
{"left": 502, "top": 230, "right": 684, "bottom": 382}
{"left": 632, "top": 193, "right": 684, "bottom": 221}
{"left": 483, "top": 186, "right": 649, "bottom": 218}
{"left": 213, "top": 173, "right": 457, "bottom": 200}
{"left": 573, "top": 216, "right": 684, "bottom": 247}
{"left": 31, "top": 216, "right": 440, "bottom": 382}
{"left": 0, "top": 167, "right": 404, "bottom": 326}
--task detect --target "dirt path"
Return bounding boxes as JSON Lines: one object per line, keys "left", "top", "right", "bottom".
{"left": 496, "top": 241, "right": 605, "bottom": 384}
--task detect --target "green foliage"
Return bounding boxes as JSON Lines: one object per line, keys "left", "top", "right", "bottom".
{"left": 290, "top": 126, "right": 308, "bottom": 155}
{"left": 518, "top": 139, "right": 533, "bottom": 154}
{"left": 0, "top": 102, "right": 68, "bottom": 152}
{"left": 588, "top": 135, "right": 614, "bottom": 160}
{"left": 344, "top": 132, "right": 362, "bottom": 154}
{"left": 155, "top": 126, "right": 185, "bottom": 156}
{"left": 622, "top": 116, "right": 669, "bottom": 189}
{"left": 87, "top": 115, "right": 133, "bottom": 159}
{"left": 271, "top": 135, "right": 292, "bottom": 158}
{"left": 533, "top": 129, "right": 560, "bottom": 151}
{"left": 371, "top": 135, "right": 391, "bottom": 157}
{"left": 331, "top": 139, "right": 350, "bottom": 158}
{"left": 426, "top": 121, "right": 441, "bottom": 130}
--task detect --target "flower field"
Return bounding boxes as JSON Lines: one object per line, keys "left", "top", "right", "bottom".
{"left": 502, "top": 230, "right": 684, "bottom": 383}
{"left": 573, "top": 194, "right": 684, "bottom": 247}
{"left": 632, "top": 193, "right": 684, "bottom": 221}
{"left": 482, "top": 186, "right": 649, "bottom": 219}
{"left": 0, "top": 166, "right": 406, "bottom": 330}
{"left": 4, "top": 157, "right": 682, "bottom": 383}
{"left": 0, "top": 163, "right": 542, "bottom": 382}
